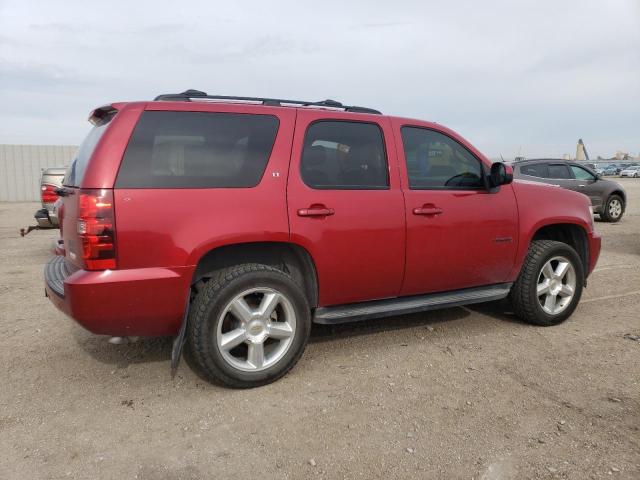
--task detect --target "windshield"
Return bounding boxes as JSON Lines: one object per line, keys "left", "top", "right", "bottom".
{"left": 64, "top": 115, "right": 114, "bottom": 187}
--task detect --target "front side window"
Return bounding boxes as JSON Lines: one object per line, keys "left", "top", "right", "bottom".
{"left": 570, "top": 165, "right": 596, "bottom": 181}
{"left": 300, "top": 121, "right": 388, "bottom": 189}
{"left": 547, "top": 164, "right": 571, "bottom": 179}
{"left": 116, "top": 111, "right": 279, "bottom": 188}
{"left": 400, "top": 127, "right": 484, "bottom": 189}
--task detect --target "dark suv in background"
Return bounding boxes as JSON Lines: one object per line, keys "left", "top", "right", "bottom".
{"left": 513, "top": 159, "right": 627, "bottom": 222}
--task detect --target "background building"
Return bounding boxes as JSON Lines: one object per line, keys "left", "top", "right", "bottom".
{"left": 0, "top": 145, "right": 77, "bottom": 202}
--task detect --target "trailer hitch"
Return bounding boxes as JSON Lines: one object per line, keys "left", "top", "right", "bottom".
{"left": 20, "top": 225, "right": 44, "bottom": 237}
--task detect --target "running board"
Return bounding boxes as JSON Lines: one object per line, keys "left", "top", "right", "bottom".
{"left": 313, "top": 283, "right": 512, "bottom": 325}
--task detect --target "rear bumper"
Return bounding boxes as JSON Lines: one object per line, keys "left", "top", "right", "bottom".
{"left": 44, "top": 256, "right": 190, "bottom": 336}
{"left": 35, "top": 208, "right": 55, "bottom": 228}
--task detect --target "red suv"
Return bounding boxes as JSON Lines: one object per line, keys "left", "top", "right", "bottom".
{"left": 45, "top": 90, "right": 601, "bottom": 388}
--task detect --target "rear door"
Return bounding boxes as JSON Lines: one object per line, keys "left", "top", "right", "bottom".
{"left": 546, "top": 163, "right": 574, "bottom": 188}
{"left": 287, "top": 110, "right": 405, "bottom": 306}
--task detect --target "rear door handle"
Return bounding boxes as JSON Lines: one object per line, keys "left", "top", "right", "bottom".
{"left": 297, "top": 206, "right": 335, "bottom": 217}
{"left": 413, "top": 206, "right": 443, "bottom": 216}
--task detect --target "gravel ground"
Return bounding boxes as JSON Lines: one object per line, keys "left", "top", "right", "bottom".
{"left": 1, "top": 179, "right": 639, "bottom": 480}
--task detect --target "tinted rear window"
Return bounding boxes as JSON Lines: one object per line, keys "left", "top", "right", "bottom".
{"left": 520, "top": 163, "right": 547, "bottom": 178}
{"left": 64, "top": 116, "right": 113, "bottom": 187}
{"left": 547, "top": 164, "right": 571, "bottom": 179}
{"left": 300, "top": 121, "right": 388, "bottom": 189}
{"left": 116, "top": 111, "right": 279, "bottom": 188}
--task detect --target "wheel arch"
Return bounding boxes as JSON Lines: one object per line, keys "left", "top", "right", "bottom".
{"left": 530, "top": 222, "right": 589, "bottom": 284}
{"left": 609, "top": 189, "right": 626, "bottom": 203}
{"left": 191, "top": 241, "right": 319, "bottom": 308}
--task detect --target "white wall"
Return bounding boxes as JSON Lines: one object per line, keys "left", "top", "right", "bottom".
{"left": 0, "top": 145, "right": 77, "bottom": 201}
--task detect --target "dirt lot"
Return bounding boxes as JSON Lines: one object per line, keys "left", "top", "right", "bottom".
{"left": 1, "top": 179, "right": 639, "bottom": 480}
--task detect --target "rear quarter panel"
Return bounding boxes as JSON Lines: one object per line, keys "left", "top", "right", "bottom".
{"left": 113, "top": 105, "right": 297, "bottom": 271}
{"left": 81, "top": 103, "right": 146, "bottom": 189}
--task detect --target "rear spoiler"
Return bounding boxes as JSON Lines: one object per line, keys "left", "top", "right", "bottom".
{"left": 88, "top": 105, "right": 118, "bottom": 126}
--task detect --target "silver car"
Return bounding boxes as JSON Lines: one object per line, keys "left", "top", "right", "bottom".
{"left": 620, "top": 165, "right": 640, "bottom": 178}
{"left": 35, "top": 166, "right": 67, "bottom": 228}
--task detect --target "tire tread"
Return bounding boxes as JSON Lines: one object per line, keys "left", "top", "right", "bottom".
{"left": 186, "top": 263, "right": 309, "bottom": 388}
{"left": 511, "top": 240, "right": 582, "bottom": 326}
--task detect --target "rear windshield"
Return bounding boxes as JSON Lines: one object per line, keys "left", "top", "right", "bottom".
{"left": 116, "top": 111, "right": 279, "bottom": 188}
{"left": 64, "top": 116, "right": 113, "bottom": 187}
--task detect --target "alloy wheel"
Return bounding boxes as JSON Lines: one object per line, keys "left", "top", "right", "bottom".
{"left": 536, "top": 256, "right": 577, "bottom": 315}
{"left": 608, "top": 198, "right": 622, "bottom": 219}
{"left": 216, "top": 287, "right": 296, "bottom": 372}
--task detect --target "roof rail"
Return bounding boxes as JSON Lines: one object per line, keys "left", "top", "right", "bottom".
{"left": 153, "top": 89, "right": 382, "bottom": 114}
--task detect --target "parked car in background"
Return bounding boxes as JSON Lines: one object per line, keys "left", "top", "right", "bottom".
{"left": 603, "top": 165, "right": 622, "bottom": 176}
{"left": 513, "top": 159, "right": 627, "bottom": 222}
{"left": 620, "top": 165, "right": 640, "bottom": 178}
{"left": 45, "top": 90, "right": 601, "bottom": 388}
{"left": 35, "top": 166, "right": 66, "bottom": 228}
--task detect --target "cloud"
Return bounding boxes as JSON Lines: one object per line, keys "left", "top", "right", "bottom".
{"left": 0, "top": 0, "right": 638, "bottom": 157}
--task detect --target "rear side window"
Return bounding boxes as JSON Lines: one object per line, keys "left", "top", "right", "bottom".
{"left": 116, "top": 111, "right": 279, "bottom": 188}
{"left": 64, "top": 116, "right": 113, "bottom": 187}
{"left": 547, "top": 164, "right": 571, "bottom": 179}
{"left": 300, "top": 121, "right": 388, "bottom": 189}
{"left": 400, "top": 127, "right": 484, "bottom": 189}
{"left": 520, "top": 163, "right": 548, "bottom": 178}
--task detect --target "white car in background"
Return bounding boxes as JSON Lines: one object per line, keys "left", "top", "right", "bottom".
{"left": 620, "top": 165, "right": 640, "bottom": 178}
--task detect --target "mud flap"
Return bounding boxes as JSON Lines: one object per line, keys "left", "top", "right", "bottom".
{"left": 170, "top": 291, "right": 191, "bottom": 378}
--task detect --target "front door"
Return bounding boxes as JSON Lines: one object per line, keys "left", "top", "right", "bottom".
{"left": 567, "top": 164, "right": 606, "bottom": 211}
{"left": 287, "top": 110, "right": 405, "bottom": 306}
{"left": 395, "top": 122, "right": 518, "bottom": 295}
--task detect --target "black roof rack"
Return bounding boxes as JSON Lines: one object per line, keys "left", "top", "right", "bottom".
{"left": 153, "top": 89, "right": 382, "bottom": 114}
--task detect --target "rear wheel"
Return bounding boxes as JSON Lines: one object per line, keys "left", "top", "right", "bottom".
{"left": 186, "top": 264, "right": 311, "bottom": 388}
{"left": 600, "top": 194, "right": 624, "bottom": 222}
{"left": 511, "top": 240, "right": 584, "bottom": 326}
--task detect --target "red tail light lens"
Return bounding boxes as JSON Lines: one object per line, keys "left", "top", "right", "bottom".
{"left": 77, "top": 189, "right": 116, "bottom": 270}
{"left": 41, "top": 184, "right": 59, "bottom": 203}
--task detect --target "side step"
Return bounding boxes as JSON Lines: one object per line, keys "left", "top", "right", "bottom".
{"left": 313, "top": 283, "right": 512, "bottom": 325}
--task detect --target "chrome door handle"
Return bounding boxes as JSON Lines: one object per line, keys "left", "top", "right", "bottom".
{"left": 413, "top": 206, "right": 443, "bottom": 216}
{"left": 297, "top": 207, "right": 335, "bottom": 217}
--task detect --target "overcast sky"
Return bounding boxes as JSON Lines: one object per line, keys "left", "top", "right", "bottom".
{"left": 0, "top": 0, "right": 638, "bottom": 159}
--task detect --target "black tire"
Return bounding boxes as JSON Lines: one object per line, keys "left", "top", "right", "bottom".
{"left": 186, "top": 264, "right": 311, "bottom": 388}
{"left": 600, "top": 194, "right": 625, "bottom": 222}
{"left": 510, "top": 240, "right": 584, "bottom": 326}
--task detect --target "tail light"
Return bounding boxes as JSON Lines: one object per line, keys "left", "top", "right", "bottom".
{"left": 77, "top": 189, "right": 116, "bottom": 270}
{"left": 41, "top": 184, "right": 59, "bottom": 203}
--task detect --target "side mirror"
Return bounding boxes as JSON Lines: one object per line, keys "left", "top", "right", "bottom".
{"left": 489, "top": 162, "right": 513, "bottom": 189}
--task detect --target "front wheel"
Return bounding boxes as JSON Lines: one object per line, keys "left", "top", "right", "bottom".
{"left": 186, "top": 264, "right": 311, "bottom": 388}
{"left": 600, "top": 194, "right": 624, "bottom": 222}
{"left": 510, "top": 240, "right": 584, "bottom": 326}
